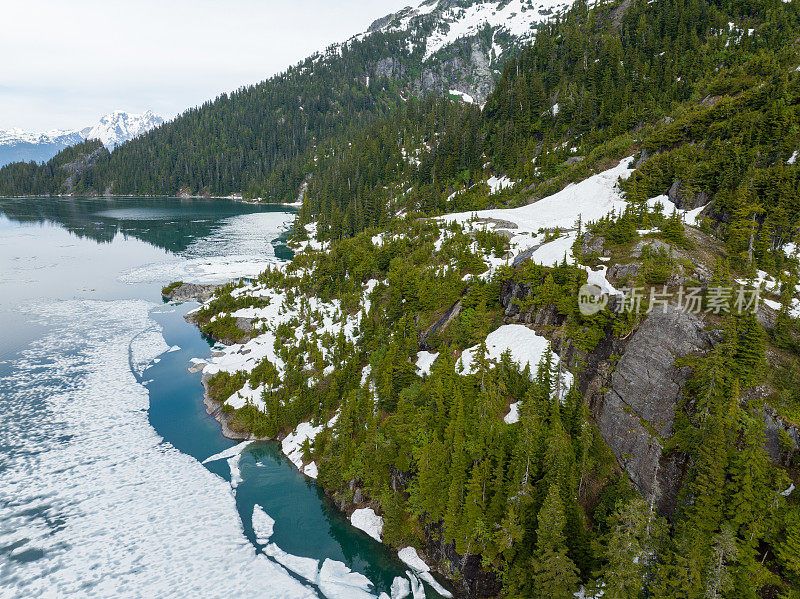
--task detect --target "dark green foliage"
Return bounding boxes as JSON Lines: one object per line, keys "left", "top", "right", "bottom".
{"left": 664, "top": 314, "right": 789, "bottom": 598}
{"left": 161, "top": 281, "right": 183, "bottom": 296}
{"left": 0, "top": 140, "right": 107, "bottom": 196}
{"left": 207, "top": 370, "right": 247, "bottom": 403}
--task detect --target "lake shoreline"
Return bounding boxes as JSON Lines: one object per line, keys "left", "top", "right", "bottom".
{"left": 192, "top": 354, "right": 458, "bottom": 599}
{"left": 0, "top": 192, "right": 302, "bottom": 209}
{"left": 177, "top": 285, "right": 458, "bottom": 599}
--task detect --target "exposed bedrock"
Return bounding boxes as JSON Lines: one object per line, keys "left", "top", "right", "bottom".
{"left": 588, "top": 308, "right": 713, "bottom": 516}
{"left": 500, "top": 276, "right": 714, "bottom": 517}
{"left": 162, "top": 282, "right": 221, "bottom": 303}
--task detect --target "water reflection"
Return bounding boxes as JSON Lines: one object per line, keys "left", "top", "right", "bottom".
{"left": 0, "top": 196, "right": 295, "bottom": 257}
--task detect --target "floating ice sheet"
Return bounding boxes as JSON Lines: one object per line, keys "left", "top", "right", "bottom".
{"left": 0, "top": 299, "right": 318, "bottom": 598}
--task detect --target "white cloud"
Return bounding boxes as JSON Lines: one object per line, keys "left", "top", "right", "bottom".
{"left": 0, "top": 0, "right": 411, "bottom": 130}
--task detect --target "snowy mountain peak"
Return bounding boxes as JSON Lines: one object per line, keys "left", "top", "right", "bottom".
{"left": 0, "top": 111, "right": 164, "bottom": 167}
{"left": 81, "top": 110, "right": 164, "bottom": 150}
{"left": 0, "top": 127, "right": 83, "bottom": 147}
{"left": 369, "top": 0, "right": 573, "bottom": 60}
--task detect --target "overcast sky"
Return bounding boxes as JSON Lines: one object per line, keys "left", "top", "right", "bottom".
{"left": 0, "top": 0, "right": 412, "bottom": 131}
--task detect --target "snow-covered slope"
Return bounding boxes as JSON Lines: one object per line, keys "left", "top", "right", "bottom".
{"left": 0, "top": 110, "right": 164, "bottom": 167}
{"left": 314, "top": 0, "right": 576, "bottom": 105}
{"left": 80, "top": 110, "right": 164, "bottom": 150}
{"left": 370, "top": 0, "right": 573, "bottom": 60}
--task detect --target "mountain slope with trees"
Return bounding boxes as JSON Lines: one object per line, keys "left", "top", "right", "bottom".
{"left": 4, "top": 0, "right": 800, "bottom": 595}
{"left": 0, "top": 0, "right": 569, "bottom": 200}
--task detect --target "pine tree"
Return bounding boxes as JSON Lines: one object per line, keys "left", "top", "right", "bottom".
{"left": 531, "top": 483, "right": 580, "bottom": 599}
{"left": 705, "top": 525, "right": 738, "bottom": 599}
{"left": 776, "top": 507, "right": 800, "bottom": 584}
{"left": 602, "top": 497, "right": 665, "bottom": 599}
{"left": 733, "top": 314, "right": 766, "bottom": 386}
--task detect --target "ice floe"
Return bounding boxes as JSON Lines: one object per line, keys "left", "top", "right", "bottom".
{"left": 252, "top": 504, "right": 276, "bottom": 544}
{"left": 0, "top": 300, "right": 315, "bottom": 597}
{"left": 228, "top": 453, "right": 243, "bottom": 488}
{"left": 350, "top": 508, "right": 384, "bottom": 542}
{"left": 319, "top": 558, "right": 376, "bottom": 599}
{"left": 202, "top": 440, "right": 253, "bottom": 464}
{"left": 120, "top": 211, "right": 294, "bottom": 284}
{"left": 397, "top": 547, "right": 453, "bottom": 598}
{"left": 264, "top": 543, "right": 321, "bottom": 582}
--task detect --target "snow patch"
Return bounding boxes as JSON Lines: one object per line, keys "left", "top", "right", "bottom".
{"left": 350, "top": 508, "right": 384, "bottom": 542}
{"left": 449, "top": 89, "right": 475, "bottom": 104}
{"left": 415, "top": 351, "right": 439, "bottom": 376}
{"left": 458, "top": 324, "right": 563, "bottom": 377}
{"left": 487, "top": 175, "right": 513, "bottom": 194}
{"left": 505, "top": 402, "right": 521, "bottom": 424}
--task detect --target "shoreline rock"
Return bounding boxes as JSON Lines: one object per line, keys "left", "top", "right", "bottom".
{"left": 199, "top": 373, "right": 269, "bottom": 442}
{"left": 162, "top": 282, "right": 222, "bottom": 303}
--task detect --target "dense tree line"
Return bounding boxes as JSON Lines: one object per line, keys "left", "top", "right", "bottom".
{"left": 0, "top": 24, "right": 495, "bottom": 200}
{"left": 200, "top": 212, "right": 800, "bottom": 597}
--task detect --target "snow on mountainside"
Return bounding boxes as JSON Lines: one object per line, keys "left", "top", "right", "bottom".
{"left": 0, "top": 110, "right": 164, "bottom": 167}
{"left": 0, "top": 128, "right": 83, "bottom": 147}
{"left": 369, "top": 0, "right": 573, "bottom": 60}
{"left": 322, "top": 0, "right": 577, "bottom": 105}
{"left": 79, "top": 110, "right": 164, "bottom": 150}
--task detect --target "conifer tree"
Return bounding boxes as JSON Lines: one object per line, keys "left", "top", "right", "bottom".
{"left": 776, "top": 507, "right": 800, "bottom": 585}
{"left": 602, "top": 497, "right": 665, "bottom": 599}
{"left": 531, "top": 483, "right": 580, "bottom": 599}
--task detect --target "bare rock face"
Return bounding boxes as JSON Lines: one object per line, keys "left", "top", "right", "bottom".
{"left": 631, "top": 238, "right": 674, "bottom": 258}
{"left": 668, "top": 178, "right": 710, "bottom": 210}
{"left": 591, "top": 307, "right": 712, "bottom": 515}
{"left": 581, "top": 232, "right": 605, "bottom": 256}
{"left": 608, "top": 262, "right": 641, "bottom": 280}
{"left": 763, "top": 406, "right": 800, "bottom": 467}
{"left": 413, "top": 40, "right": 496, "bottom": 104}
{"left": 373, "top": 57, "right": 406, "bottom": 79}
{"left": 162, "top": 282, "right": 220, "bottom": 303}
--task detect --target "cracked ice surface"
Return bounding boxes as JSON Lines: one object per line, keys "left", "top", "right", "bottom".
{"left": 0, "top": 299, "right": 316, "bottom": 598}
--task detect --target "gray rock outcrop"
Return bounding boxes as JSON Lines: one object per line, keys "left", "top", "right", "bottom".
{"left": 590, "top": 307, "right": 712, "bottom": 515}
{"left": 668, "top": 178, "right": 711, "bottom": 211}
{"left": 162, "top": 282, "right": 221, "bottom": 303}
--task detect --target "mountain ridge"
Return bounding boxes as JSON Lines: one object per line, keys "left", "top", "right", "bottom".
{"left": 0, "top": 0, "right": 573, "bottom": 196}
{"left": 0, "top": 110, "right": 164, "bottom": 167}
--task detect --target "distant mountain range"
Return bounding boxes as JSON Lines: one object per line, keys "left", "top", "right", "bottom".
{"left": 0, "top": 110, "right": 164, "bottom": 167}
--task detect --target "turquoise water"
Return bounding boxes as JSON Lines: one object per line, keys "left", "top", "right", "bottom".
{"left": 146, "top": 308, "right": 411, "bottom": 591}
{"left": 0, "top": 198, "right": 430, "bottom": 598}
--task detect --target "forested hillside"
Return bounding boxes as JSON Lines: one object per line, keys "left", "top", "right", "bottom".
{"left": 0, "top": 0, "right": 563, "bottom": 200}
{"left": 169, "top": 0, "right": 800, "bottom": 597}
{"left": 301, "top": 0, "right": 800, "bottom": 275}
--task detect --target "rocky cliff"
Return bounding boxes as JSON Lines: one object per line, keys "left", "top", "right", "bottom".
{"left": 587, "top": 308, "right": 712, "bottom": 516}
{"left": 499, "top": 278, "right": 713, "bottom": 517}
